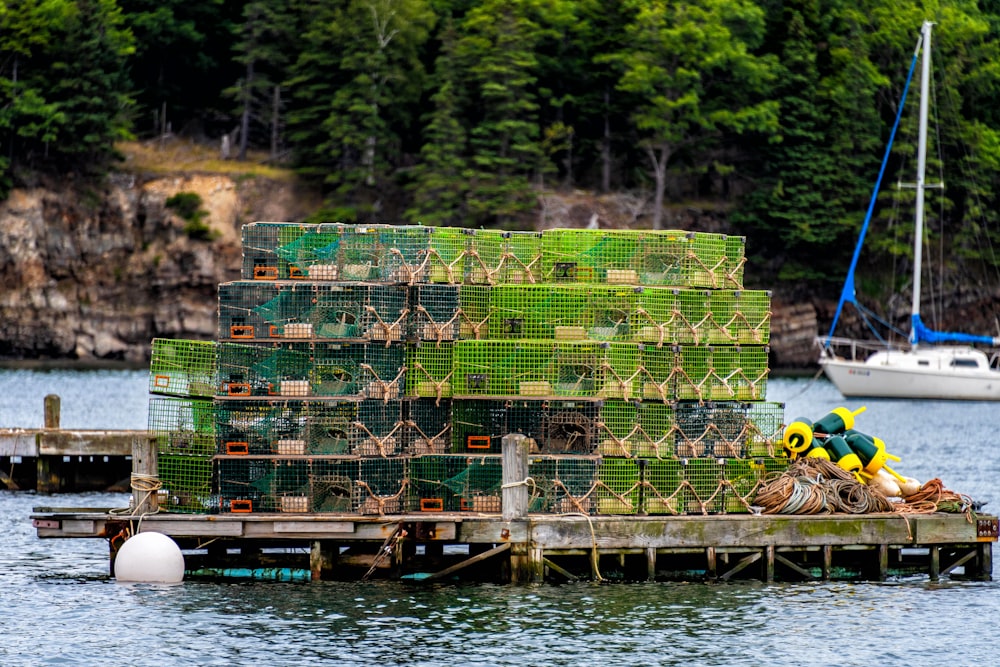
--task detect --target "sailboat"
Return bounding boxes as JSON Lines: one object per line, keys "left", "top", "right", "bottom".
{"left": 817, "top": 21, "right": 1000, "bottom": 400}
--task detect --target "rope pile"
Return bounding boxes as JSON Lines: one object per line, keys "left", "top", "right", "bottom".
{"left": 754, "top": 458, "right": 978, "bottom": 518}
{"left": 755, "top": 458, "right": 896, "bottom": 514}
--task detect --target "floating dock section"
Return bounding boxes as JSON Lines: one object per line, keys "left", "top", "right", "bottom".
{"left": 30, "top": 223, "right": 997, "bottom": 582}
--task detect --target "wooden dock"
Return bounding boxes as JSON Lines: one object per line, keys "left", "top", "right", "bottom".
{"left": 0, "top": 395, "right": 145, "bottom": 492}
{"left": 29, "top": 436, "right": 998, "bottom": 583}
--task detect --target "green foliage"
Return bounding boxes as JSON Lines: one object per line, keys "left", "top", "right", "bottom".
{"left": 165, "top": 191, "right": 217, "bottom": 240}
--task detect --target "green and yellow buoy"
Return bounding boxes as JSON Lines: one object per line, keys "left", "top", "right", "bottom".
{"left": 823, "top": 435, "right": 864, "bottom": 481}
{"left": 844, "top": 429, "right": 905, "bottom": 482}
{"left": 812, "top": 406, "right": 867, "bottom": 436}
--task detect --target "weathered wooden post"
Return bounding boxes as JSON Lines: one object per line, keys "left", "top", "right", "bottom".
{"left": 502, "top": 433, "right": 540, "bottom": 583}
{"left": 44, "top": 394, "right": 60, "bottom": 429}
{"left": 131, "top": 435, "right": 159, "bottom": 515}
{"left": 38, "top": 395, "right": 60, "bottom": 492}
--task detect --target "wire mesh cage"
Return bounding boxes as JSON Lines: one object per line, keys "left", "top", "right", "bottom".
{"left": 641, "top": 459, "right": 683, "bottom": 514}
{"left": 241, "top": 222, "right": 317, "bottom": 280}
{"left": 596, "top": 457, "right": 640, "bottom": 515}
{"left": 632, "top": 287, "right": 711, "bottom": 346}
{"left": 636, "top": 344, "right": 678, "bottom": 402}
{"left": 360, "top": 343, "right": 406, "bottom": 400}
{"left": 148, "top": 397, "right": 216, "bottom": 456}
{"left": 634, "top": 401, "right": 675, "bottom": 458}
{"left": 149, "top": 338, "right": 217, "bottom": 398}
{"left": 309, "top": 458, "right": 361, "bottom": 512}
{"left": 406, "top": 398, "right": 452, "bottom": 455}
{"left": 671, "top": 345, "right": 769, "bottom": 402}
{"left": 451, "top": 400, "right": 508, "bottom": 453}
{"left": 217, "top": 342, "right": 365, "bottom": 398}
{"left": 458, "top": 284, "right": 491, "bottom": 339}
{"left": 218, "top": 281, "right": 368, "bottom": 341}
{"left": 673, "top": 401, "right": 744, "bottom": 458}
{"left": 745, "top": 401, "right": 785, "bottom": 457}
{"left": 596, "top": 400, "right": 640, "bottom": 457}
{"left": 424, "top": 226, "right": 471, "bottom": 284}
{"left": 217, "top": 457, "right": 361, "bottom": 513}
{"left": 723, "top": 235, "right": 746, "bottom": 288}
{"left": 500, "top": 231, "right": 544, "bottom": 284}
{"left": 213, "top": 399, "right": 358, "bottom": 456}
{"left": 490, "top": 284, "right": 560, "bottom": 339}
{"left": 405, "top": 341, "right": 453, "bottom": 401}
{"left": 353, "top": 457, "right": 409, "bottom": 514}
{"left": 540, "top": 401, "right": 600, "bottom": 454}
{"left": 463, "top": 229, "right": 543, "bottom": 285}
{"left": 721, "top": 457, "right": 765, "bottom": 513}
{"left": 527, "top": 456, "right": 599, "bottom": 514}
{"left": 678, "top": 457, "right": 725, "bottom": 514}
{"left": 158, "top": 453, "right": 214, "bottom": 513}
{"left": 410, "top": 284, "right": 461, "bottom": 342}
{"left": 635, "top": 231, "right": 728, "bottom": 288}
{"left": 707, "top": 290, "right": 772, "bottom": 345}
{"left": 408, "top": 455, "right": 502, "bottom": 512}
{"left": 352, "top": 399, "right": 406, "bottom": 456}
{"left": 380, "top": 225, "right": 434, "bottom": 284}
{"left": 541, "top": 230, "right": 640, "bottom": 283}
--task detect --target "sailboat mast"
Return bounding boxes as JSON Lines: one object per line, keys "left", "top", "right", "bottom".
{"left": 911, "top": 21, "right": 932, "bottom": 344}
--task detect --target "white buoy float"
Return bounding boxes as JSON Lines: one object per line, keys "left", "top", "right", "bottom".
{"left": 114, "top": 531, "right": 185, "bottom": 584}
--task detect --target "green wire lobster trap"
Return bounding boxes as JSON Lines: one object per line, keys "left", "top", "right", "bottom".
{"left": 463, "top": 229, "right": 543, "bottom": 285}
{"left": 158, "top": 453, "right": 214, "bottom": 514}
{"left": 405, "top": 341, "right": 453, "bottom": 401}
{"left": 406, "top": 398, "right": 452, "bottom": 455}
{"left": 149, "top": 338, "right": 217, "bottom": 398}
{"left": 410, "top": 284, "right": 461, "bottom": 342}
{"left": 632, "top": 287, "right": 712, "bottom": 345}
{"left": 353, "top": 399, "right": 406, "bottom": 457}
{"left": 635, "top": 230, "right": 729, "bottom": 288}
{"left": 213, "top": 399, "right": 358, "bottom": 456}
{"left": 707, "top": 290, "right": 772, "bottom": 345}
{"left": 596, "top": 457, "right": 640, "bottom": 515}
{"left": 408, "top": 455, "right": 503, "bottom": 512}
{"left": 241, "top": 222, "right": 314, "bottom": 280}
{"left": 148, "top": 397, "right": 216, "bottom": 457}
{"left": 217, "top": 341, "right": 366, "bottom": 398}
{"left": 527, "top": 456, "right": 600, "bottom": 513}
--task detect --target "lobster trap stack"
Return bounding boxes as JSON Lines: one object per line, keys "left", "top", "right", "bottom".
{"left": 148, "top": 222, "right": 786, "bottom": 517}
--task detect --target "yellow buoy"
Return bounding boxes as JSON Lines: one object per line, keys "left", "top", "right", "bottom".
{"left": 782, "top": 417, "right": 815, "bottom": 454}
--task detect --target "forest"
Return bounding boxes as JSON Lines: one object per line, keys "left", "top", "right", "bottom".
{"left": 2, "top": 0, "right": 1000, "bottom": 299}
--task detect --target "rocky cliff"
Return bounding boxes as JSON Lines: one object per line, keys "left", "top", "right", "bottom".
{"left": 0, "top": 173, "right": 318, "bottom": 362}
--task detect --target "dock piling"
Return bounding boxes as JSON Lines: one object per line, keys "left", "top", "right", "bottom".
{"left": 131, "top": 436, "right": 159, "bottom": 515}
{"left": 44, "top": 395, "right": 60, "bottom": 429}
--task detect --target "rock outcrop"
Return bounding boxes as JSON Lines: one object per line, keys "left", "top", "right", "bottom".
{"left": 0, "top": 173, "right": 316, "bottom": 362}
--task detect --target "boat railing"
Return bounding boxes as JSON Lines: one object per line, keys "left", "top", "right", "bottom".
{"left": 814, "top": 336, "right": 904, "bottom": 362}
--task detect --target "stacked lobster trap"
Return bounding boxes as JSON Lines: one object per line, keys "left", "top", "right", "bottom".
{"left": 148, "top": 222, "right": 786, "bottom": 516}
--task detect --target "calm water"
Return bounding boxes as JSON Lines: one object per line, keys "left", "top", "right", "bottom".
{"left": 0, "top": 370, "right": 996, "bottom": 666}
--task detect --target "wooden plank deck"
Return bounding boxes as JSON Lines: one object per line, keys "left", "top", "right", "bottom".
{"left": 30, "top": 507, "right": 997, "bottom": 583}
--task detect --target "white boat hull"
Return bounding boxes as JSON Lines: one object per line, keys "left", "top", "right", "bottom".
{"left": 819, "top": 347, "right": 1000, "bottom": 400}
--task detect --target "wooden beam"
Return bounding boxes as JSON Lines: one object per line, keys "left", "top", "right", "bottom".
{"left": 424, "top": 542, "right": 511, "bottom": 582}
{"left": 543, "top": 557, "right": 578, "bottom": 581}
{"left": 878, "top": 543, "right": 888, "bottom": 581}
{"left": 646, "top": 547, "right": 656, "bottom": 581}
{"left": 822, "top": 545, "right": 832, "bottom": 580}
{"left": 719, "top": 551, "right": 761, "bottom": 581}
{"left": 765, "top": 545, "right": 774, "bottom": 582}
{"left": 930, "top": 545, "right": 940, "bottom": 580}
{"left": 940, "top": 548, "right": 977, "bottom": 577}
{"left": 774, "top": 552, "right": 818, "bottom": 580}
{"left": 706, "top": 546, "right": 717, "bottom": 579}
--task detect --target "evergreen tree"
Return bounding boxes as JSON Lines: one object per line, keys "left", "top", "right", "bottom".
{"left": 405, "top": 20, "right": 472, "bottom": 226}
{"left": 604, "top": 0, "right": 779, "bottom": 230}
{"left": 455, "top": 0, "right": 545, "bottom": 225}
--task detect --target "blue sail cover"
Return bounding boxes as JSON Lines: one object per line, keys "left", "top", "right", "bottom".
{"left": 910, "top": 314, "right": 999, "bottom": 346}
